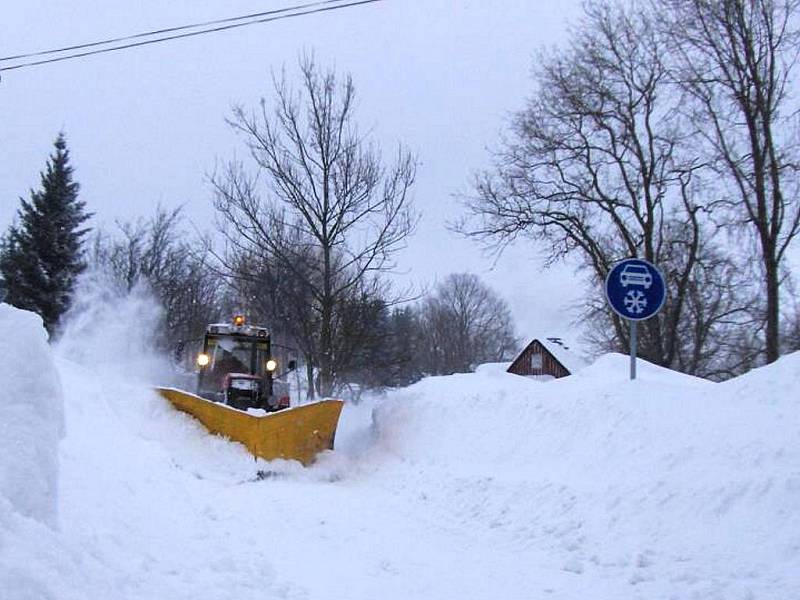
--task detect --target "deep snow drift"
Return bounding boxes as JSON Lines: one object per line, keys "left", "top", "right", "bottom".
{"left": 1, "top": 300, "right": 799, "bottom": 599}
{"left": 0, "top": 304, "right": 90, "bottom": 600}
{"left": 374, "top": 356, "right": 800, "bottom": 598}
{"left": 0, "top": 304, "right": 63, "bottom": 525}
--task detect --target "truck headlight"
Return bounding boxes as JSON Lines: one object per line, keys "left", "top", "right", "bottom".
{"left": 197, "top": 353, "right": 210, "bottom": 367}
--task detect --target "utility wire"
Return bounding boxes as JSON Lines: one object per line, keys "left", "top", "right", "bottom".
{"left": 0, "top": 0, "right": 382, "bottom": 73}
{"left": 0, "top": 0, "right": 343, "bottom": 63}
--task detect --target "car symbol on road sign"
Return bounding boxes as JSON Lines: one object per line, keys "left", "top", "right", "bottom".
{"left": 619, "top": 264, "right": 652, "bottom": 289}
{"left": 605, "top": 259, "right": 665, "bottom": 321}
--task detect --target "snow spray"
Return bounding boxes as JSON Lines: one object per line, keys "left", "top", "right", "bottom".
{"left": 55, "top": 270, "right": 178, "bottom": 386}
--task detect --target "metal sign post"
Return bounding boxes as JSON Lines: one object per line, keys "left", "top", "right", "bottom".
{"left": 630, "top": 319, "right": 637, "bottom": 380}
{"left": 605, "top": 258, "right": 666, "bottom": 380}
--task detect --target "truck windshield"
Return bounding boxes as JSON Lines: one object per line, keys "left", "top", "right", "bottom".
{"left": 198, "top": 335, "right": 271, "bottom": 396}
{"left": 211, "top": 336, "right": 252, "bottom": 372}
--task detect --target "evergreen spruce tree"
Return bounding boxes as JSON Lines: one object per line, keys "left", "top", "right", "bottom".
{"left": 0, "top": 133, "right": 91, "bottom": 333}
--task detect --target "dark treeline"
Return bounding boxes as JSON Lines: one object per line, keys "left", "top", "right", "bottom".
{"left": 87, "top": 201, "right": 518, "bottom": 395}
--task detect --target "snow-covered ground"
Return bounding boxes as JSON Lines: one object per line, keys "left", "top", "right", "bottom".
{"left": 2, "top": 302, "right": 799, "bottom": 599}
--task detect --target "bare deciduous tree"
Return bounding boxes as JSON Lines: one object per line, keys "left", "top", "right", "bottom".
{"left": 460, "top": 4, "right": 701, "bottom": 365}
{"left": 92, "top": 206, "right": 222, "bottom": 351}
{"left": 457, "top": 1, "right": 761, "bottom": 378}
{"left": 661, "top": 0, "right": 800, "bottom": 363}
{"left": 224, "top": 224, "right": 321, "bottom": 398}
{"left": 213, "top": 55, "right": 417, "bottom": 397}
{"left": 418, "top": 273, "right": 517, "bottom": 375}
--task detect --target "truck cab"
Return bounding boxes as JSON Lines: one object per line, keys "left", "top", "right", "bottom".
{"left": 195, "top": 316, "right": 290, "bottom": 412}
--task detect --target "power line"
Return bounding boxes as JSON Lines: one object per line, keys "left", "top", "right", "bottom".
{"left": 0, "top": 0, "right": 343, "bottom": 63}
{"left": 0, "top": 0, "right": 383, "bottom": 73}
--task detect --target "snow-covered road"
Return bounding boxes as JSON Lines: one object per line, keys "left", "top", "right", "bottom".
{"left": 56, "top": 360, "right": 585, "bottom": 600}
{"left": 56, "top": 354, "right": 800, "bottom": 599}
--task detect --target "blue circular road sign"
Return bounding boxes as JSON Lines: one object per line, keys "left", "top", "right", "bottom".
{"left": 605, "top": 258, "right": 666, "bottom": 321}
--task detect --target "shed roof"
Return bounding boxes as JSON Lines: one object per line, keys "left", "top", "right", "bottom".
{"left": 513, "top": 337, "right": 588, "bottom": 375}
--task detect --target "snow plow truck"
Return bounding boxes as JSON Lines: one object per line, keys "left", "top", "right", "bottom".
{"left": 155, "top": 315, "right": 343, "bottom": 466}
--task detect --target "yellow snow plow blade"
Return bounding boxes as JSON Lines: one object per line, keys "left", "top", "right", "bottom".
{"left": 155, "top": 387, "right": 344, "bottom": 466}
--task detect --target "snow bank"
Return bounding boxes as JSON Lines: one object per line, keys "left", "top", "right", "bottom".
{"left": 372, "top": 353, "right": 800, "bottom": 598}
{"left": 0, "top": 304, "right": 63, "bottom": 526}
{"left": 473, "top": 361, "right": 511, "bottom": 374}
{"left": 0, "top": 305, "right": 95, "bottom": 600}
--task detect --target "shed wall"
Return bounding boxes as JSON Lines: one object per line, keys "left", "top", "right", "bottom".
{"left": 507, "top": 340, "right": 570, "bottom": 378}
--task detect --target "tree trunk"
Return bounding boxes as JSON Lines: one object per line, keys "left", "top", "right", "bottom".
{"left": 765, "top": 254, "right": 780, "bottom": 363}
{"left": 318, "top": 239, "right": 334, "bottom": 398}
{"left": 305, "top": 356, "right": 316, "bottom": 401}
{"left": 319, "top": 301, "right": 333, "bottom": 397}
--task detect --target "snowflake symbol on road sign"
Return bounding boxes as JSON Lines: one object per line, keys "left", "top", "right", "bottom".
{"left": 624, "top": 290, "right": 648, "bottom": 314}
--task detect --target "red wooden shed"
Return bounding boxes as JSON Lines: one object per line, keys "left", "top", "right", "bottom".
{"left": 506, "top": 338, "right": 580, "bottom": 379}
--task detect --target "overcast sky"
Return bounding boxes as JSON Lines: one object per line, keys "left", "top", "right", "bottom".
{"left": 1, "top": 0, "right": 589, "bottom": 344}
